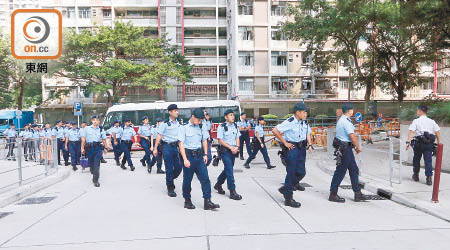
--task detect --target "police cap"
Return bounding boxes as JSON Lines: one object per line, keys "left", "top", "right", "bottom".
{"left": 294, "top": 103, "right": 307, "bottom": 112}
{"left": 123, "top": 118, "right": 131, "bottom": 123}
{"left": 91, "top": 115, "right": 99, "bottom": 119}
{"left": 113, "top": 120, "right": 120, "bottom": 124}
{"left": 55, "top": 120, "right": 62, "bottom": 124}
{"left": 168, "top": 104, "right": 178, "bottom": 111}
{"left": 418, "top": 105, "right": 428, "bottom": 113}
{"left": 258, "top": 116, "right": 264, "bottom": 121}
{"left": 192, "top": 108, "right": 205, "bottom": 119}
{"left": 141, "top": 116, "right": 148, "bottom": 121}
{"left": 156, "top": 118, "right": 163, "bottom": 122}
{"left": 71, "top": 121, "right": 77, "bottom": 125}
{"left": 342, "top": 103, "right": 354, "bottom": 113}
{"left": 224, "top": 109, "right": 234, "bottom": 116}
{"left": 240, "top": 112, "right": 246, "bottom": 116}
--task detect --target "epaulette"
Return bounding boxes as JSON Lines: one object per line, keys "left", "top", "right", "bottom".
{"left": 288, "top": 117, "right": 294, "bottom": 122}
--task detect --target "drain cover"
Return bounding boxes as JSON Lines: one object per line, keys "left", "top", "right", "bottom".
{"left": 365, "top": 195, "right": 386, "bottom": 200}
{"left": 17, "top": 196, "right": 56, "bottom": 205}
{"left": 339, "top": 184, "right": 364, "bottom": 189}
{"left": 0, "top": 212, "right": 13, "bottom": 220}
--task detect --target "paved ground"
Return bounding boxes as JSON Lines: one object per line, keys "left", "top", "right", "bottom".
{"left": 0, "top": 149, "right": 449, "bottom": 250}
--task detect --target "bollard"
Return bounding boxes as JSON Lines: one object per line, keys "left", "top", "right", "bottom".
{"left": 432, "top": 144, "right": 444, "bottom": 203}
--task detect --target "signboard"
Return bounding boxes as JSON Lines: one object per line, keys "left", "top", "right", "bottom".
{"left": 355, "top": 112, "right": 363, "bottom": 123}
{"left": 15, "top": 110, "right": 22, "bottom": 119}
{"left": 74, "top": 102, "right": 82, "bottom": 116}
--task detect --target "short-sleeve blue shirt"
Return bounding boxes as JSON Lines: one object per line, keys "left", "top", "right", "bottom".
{"left": 238, "top": 120, "right": 250, "bottom": 131}
{"left": 158, "top": 119, "right": 181, "bottom": 143}
{"left": 336, "top": 115, "right": 355, "bottom": 142}
{"left": 178, "top": 121, "right": 210, "bottom": 150}
{"left": 151, "top": 125, "right": 159, "bottom": 138}
{"left": 121, "top": 126, "right": 136, "bottom": 141}
{"left": 32, "top": 129, "right": 41, "bottom": 139}
{"left": 52, "top": 126, "right": 65, "bottom": 139}
{"left": 80, "top": 125, "right": 106, "bottom": 143}
{"left": 217, "top": 122, "right": 240, "bottom": 146}
{"left": 255, "top": 125, "right": 264, "bottom": 138}
{"left": 108, "top": 126, "right": 122, "bottom": 139}
{"left": 40, "top": 128, "right": 52, "bottom": 138}
{"left": 20, "top": 129, "right": 33, "bottom": 139}
{"left": 202, "top": 119, "right": 212, "bottom": 131}
{"left": 138, "top": 124, "right": 152, "bottom": 137}
{"left": 275, "top": 116, "right": 311, "bottom": 142}
{"left": 3, "top": 128, "right": 17, "bottom": 138}
{"left": 66, "top": 128, "right": 81, "bottom": 141}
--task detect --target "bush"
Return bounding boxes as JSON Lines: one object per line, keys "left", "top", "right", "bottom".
{"left": 400, "top": 100, "right": 450, "bottom": 124}
{"left": 315, "top": 114, "right": 328, "bottom": 119}
{"left": 283, "top": 113, "right": 293, "bottom": 119}
{"left": 262, "top": 114, "right": 279, "bottom": 119}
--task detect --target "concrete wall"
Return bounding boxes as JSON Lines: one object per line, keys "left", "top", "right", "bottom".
{"left": 400, "top": 124, "right": 450, "bottom": 172}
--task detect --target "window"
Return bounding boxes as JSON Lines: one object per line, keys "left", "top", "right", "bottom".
{"left": 78, "top": 7, "right": 91, "bottom": 19}
{"left": 289, "top": 54, "right": 294, "bottom": 63}
{"left": 62, "top": 7, "right": 75, "bottom": 19}
{"left": 184, "top": 9, "right": 215, "bottom": 18}
{"left": 238, "top": 51, "right": 254, "bottom": 66}
{"left": 92, "top": 9, "right": 97, "bottom": 17}
{"left": 271, "top": 2, "right": 286, "bottom": 16}
{"left": 238, "top": 26, "right": 253, "bottom": 40}
{"left": 176, "top": 7, "right": 181, "bottom": 24}
{"left": 339, "top": 81, "right": 348, "bottom": 89}
{"left": 302, "top": 52, "right": 312, "bottom": 65}
{"left": 271, "top": 51, "right": 287, "bottom": 66}
{"left": 239, "top": 77, "right": 254, "bottom": 91}
{"left": 176, "top": 27, "right": 182, "bottom": 43}
{"left": 238, "top": 1, "right": 253, "bottom": 15}
{"left": 103, "top": 9, "right": 111, "bottom": 18}
{"left": 271, "top": 26, "right": 286, "bottom": 40}
{"left": 272, "top": 77, "right": 288, "bottom": 91}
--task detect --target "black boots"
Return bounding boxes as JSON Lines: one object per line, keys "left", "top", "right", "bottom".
{"left": 229, "top": 190, "right": 242, "bottom": 200}
{"left": 120, "top": 164, "right": 127, "bottom": 170}
{"left": 426, "top": 176, "right": 433, "bottom": 186}
{"left": 184, "top": 198, "right": 195, "bottom": 209}
{"left": 204, "top": 198, "right": 220, "bottom": 210}
{"left": 283, "top": 194, "right": 301, "bottom": 208}
{"left": 93, "top": 179, "right": 100, "bottom": 187}
{"left": 214, "top": 183, "right": 226, "bottom": 195}
{"left": 354, "top": 191, "right": 370, "bottom": 202}
{"left": 130, "top": 166, "right": 135, "bottom": 171}
{"left": 115, "top": 160, "right": 120, "bottom": 166}
{"left": 412, "top": 173, "right": 419, "bottom": 182}
{"left": 240, "top": 156, "right": 244, "bottom": 160}
{"left": 101, "top": 158, "right": 107, "bottom": 163}
{"left": 267, "top": 165, "right": 276, "bottom": 169}
{"left": 168, "top": 187, "right": 177, "bottom": 197}
{"left": 147, "top": 166, "right": 152, "bottom": 174}
{"left": 244, "top": 163, "right": 250, "bottom": 169}
{"left": 72, "top": 165, "right": 78, "bottom": 171}
{"left": 157, "top": 168, "right": 166, "bottom": 174}
{"left": 140, "top": 159, "right": 146, "bottom": 167}
{"left": 329, "top": 192, "right": 346, "bottom": 203}
{"left": 294, "top": 183, "right": 305, "bottom": 191}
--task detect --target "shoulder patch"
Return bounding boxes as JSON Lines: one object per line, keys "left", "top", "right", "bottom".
{"left": 288, "top": 117, "right": 294, "bottom": 122}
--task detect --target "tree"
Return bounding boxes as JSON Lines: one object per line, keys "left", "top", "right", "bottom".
{"left": 56, "top": 22, "right": 192, "bottom": 105}
{"left": 283, "top": 0, "right": 376, "bottom": 102}
{"left": 367, "top": 1, "right": 441, "bottom": 102}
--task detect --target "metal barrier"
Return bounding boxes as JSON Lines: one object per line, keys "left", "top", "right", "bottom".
{"left": 0, "top": 137, "right": 58, "bottom": 194}
{"left": 357, "top": 135, "right": 402, "bottom": 186}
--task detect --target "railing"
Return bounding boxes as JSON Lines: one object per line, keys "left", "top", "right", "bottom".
{"left": 0, "top": 137, "right": 58, "bottom": 195}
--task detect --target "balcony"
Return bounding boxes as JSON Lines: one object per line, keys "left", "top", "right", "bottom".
{"left": 272, "top": 65, "right": 288, "bottom": 74}
{"left": 238, "top": 66, "right": 254, "bottom": 75}
{"left": 271, "top": 15, "right": 286, "bottom": 26}
{"left": 271, "top": 40, "right": 287, "bottom": 50}
{"left": 184, "top": 18, "right": 227, "bottom": 27}
{"left": 184, "top": 0, "right": 226, "bottom": 6}
{"left": 238, "top": 40, "right": 254, "bottom": 50}
{"left": 117, "top": 16, "right": 158, "bottom": 27}
{"left": 184, "top": 37, "right": 227, "bottom": 46}
{"left": 187, "top": 56, "right": 227, "bottom": 65}
{"left": 113, "top": 0, "right": 158, "bottom": 7}
{"left": 237, "top": 15, "right": 253, "bottom": 26}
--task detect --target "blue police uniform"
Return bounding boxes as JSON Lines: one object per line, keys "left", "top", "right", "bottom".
{"left": 52, "top": 125, "right": 67, "bottom": 165}
{"left": 138, "top": 123, "right": 152, "bottom": 166}
{"left": 215, "top": 122, "right": 241, "bottom": 191}
{"left": 20, "top": 128, "right": 33, "bottom": 160}
{"left": 80, "top": 125, "right": 106, "bottom": 183}
{"left": 31, "top": 127, "right": 41, "bottom": 161}
{"left": 3, "top": 128, "right": 17, "bottom": 160}
{"left": 62, "top": 126, "right": 71, "bottom": 164}
{"left": 330, "top": 115, "right": 361, "bottom": 193}
{"left": 158, "top": 118, "right": 182, "bottom": 189}
{"left": 148, "top": 124, "right": 163, "bottom": 170}
{"left": 202, "top": 118, "right": 213, "bottom": 166}
{"left": 179, "top": 121, "right": 212, "bottom": 199}
{"left": 66, "top": 127, "right": 81, "bottom": 167}
{"left": 120, "top": 125, "right": 136, "bottom": 169}
{"left": 276, "top": 116, "right": 311, "bottom": 195}
{"left": 244, "top": 124, "right": 274, "bottom": 168}
{"left": 238, "top": 119, "right": 252, "bottom": 159}
{"left": 108, "top": 125, "right": 123, "bottom": 164}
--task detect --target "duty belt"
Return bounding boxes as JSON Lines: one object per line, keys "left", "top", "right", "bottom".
{"left": 86, "top": 142, "right": 102, "bottom": 147}
{"left": 121, "top": 140, "right": 132, "bottom": 144}
{"left": 287, "top": 140, "right": 308, "bottom": 148}
{"left": 163, "top": 141, "right": 178, "bottom": 147}
{"left": 185, "top": 148, "right": 203, "bottom": 157}
{"left": 69, "top": 140, "right": 80, "bottom": 144}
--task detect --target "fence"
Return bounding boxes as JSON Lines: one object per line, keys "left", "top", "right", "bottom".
{"left": 0, "top": 137, "right": 59, "bottom": 195}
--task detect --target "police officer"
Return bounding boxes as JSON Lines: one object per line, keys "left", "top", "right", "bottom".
{"left": 62, "top": 121, "right": 72, "bottom": 165}
{"left": 328, "top": 103, "right": 369, "bottom": 203}
{"left": 3, "top": 124, "right": 17, "bottom": 161}
{"left": 31, "top": 124, "right": 41, "bottom": 161}
{"left": 406, "top": 105, "right": 441, "bottom": 186}
{"left": 148, "top": 118, "right": 165, "bottom": 174}
{"left": 40, "top": 123, "right": 53, "bottom": 164}
{"left": 273, "top": 103, "right": 311, "bottom": 208}
{"left": 202, "top": 109, "right": 213, "bottom": 167}
{"left": 65, "top": 122, "right": 81, "bottom": 171}
{"left": 80, "top": 115, "right": 107, "bottom": 187}
{"left": 120, "top": 118, "right": 137, "bottom": 171}
{"left": 244, "top": 117, "right": 276, "bottom": 169}
{"left": 238, "top": 112, "right": 252, "bottom": 160}
{"left": 19, "top": 124, "right": 33, "bottom": 161}
{"left": 213, "top": 109, "right": 243, "bottom": 200}
{"left": 178, "top": 108, "right": 220, "bottom": 210}
{"left": 108, "top": 121, "right": 122, "bottom": 166}
{"left": 52, "top": 120, "right": 67, "bottom": 166}
{"left": 138, "top": 116, "right": 152, "bottom": 168}
{"left": 153, "top": 104, "right": 182, "bottom": 197}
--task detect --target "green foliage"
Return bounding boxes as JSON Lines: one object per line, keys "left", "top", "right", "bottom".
{"left": 283, "top": 113, "right": 294, "bottom": 119}
{"left": 57, "top": 22, "right": 192, "bottom": 104}
{"left": 315, "top": 114, "right": 328, "bottom": 119}
{"left": 262, "top": 114, "right": 279, "bottom": 119}
{"left": 400, "top": 99, "right": 450, "bottom": 124}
